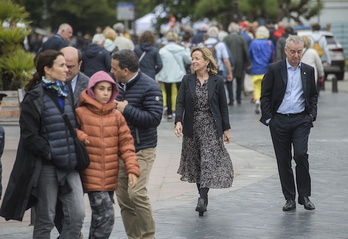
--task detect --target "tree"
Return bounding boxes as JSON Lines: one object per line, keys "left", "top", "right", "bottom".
{"left": 135, "top": 0, "right": 323, "bottom": 30}
{"left": 0, "top": 0, "right": 34, "bottom": 90}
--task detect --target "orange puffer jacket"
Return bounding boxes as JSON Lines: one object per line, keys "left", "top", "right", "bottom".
{"left": 76, "top": 90, "right": 140, "bottom": 192}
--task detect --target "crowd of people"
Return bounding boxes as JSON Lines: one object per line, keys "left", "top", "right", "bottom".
{"left": 0, "top": 18, "right": 326, "bottom": 238}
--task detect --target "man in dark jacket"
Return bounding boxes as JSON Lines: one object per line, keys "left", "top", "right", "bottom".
{"left": 40, "top": 23, "right": 73, "bottom": 52}
{"left": 260, "top": 35, "right": 318, "bottom": 211}
{"left": 0, "top": 93, "right": 7, "bottom": 200}
{"left": 81, "top": 33, "right": 111, "bottom": 77}
{"left": 111, "top": 49, "right": 163, "bottom": 239}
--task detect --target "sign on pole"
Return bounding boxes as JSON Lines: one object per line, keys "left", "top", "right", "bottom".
{"left": 117, "top": 2, "right": 135, "bottom": 21}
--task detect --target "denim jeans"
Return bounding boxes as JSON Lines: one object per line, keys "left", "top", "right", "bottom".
{"left": 33, "top": 165, "right": 85, "bottom": 238}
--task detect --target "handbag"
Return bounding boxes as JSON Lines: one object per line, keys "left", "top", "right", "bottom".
{"left": 48, "top": 90, "right": 90, "bottom": 171}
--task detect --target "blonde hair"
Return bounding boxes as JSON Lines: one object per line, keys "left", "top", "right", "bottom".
{"left": 191, "top": 47, "right": 218, "bottom": 75}
{"left": 166, "top": 30, "right": 178, "bottom": 42}
{"left": 103, "top": 27, "right": 117, "bottom": 41}
{"left": 301, "top": 35, "right": 311, "bottom": 48}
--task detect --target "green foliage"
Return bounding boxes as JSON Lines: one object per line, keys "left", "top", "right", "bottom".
{"left": 0, "top": 0, "right": 33, "bottom": 90}
{"left": 0, "top": 48, "right": 34, "bottom": 84}
{"left": 0, "top": 0, "right": 30, "bottom": 25}
{"left": 0, "top": 27, "right": 31, "bottom": 46}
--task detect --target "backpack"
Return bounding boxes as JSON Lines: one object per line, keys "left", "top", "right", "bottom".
{"left": 204, "top": 41, "right": 234, "bottom": 67}
{"left": 204, "top": 41, "right": 219, "bottom": 62}
{"left": 311, "top": 36, "right": 324, "bottom": 57}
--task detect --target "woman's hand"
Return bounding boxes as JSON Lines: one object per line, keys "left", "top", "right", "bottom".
{"left": 223, "top": 130, "right": 232, "bottom": 144}
{"left": 175, "top": 122, "right": 183, "bottom": 138}
{"left": 128, "top": 173, "right": 138, "bottom": 189}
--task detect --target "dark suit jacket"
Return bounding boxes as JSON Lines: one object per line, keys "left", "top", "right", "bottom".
{"left": 74, "top": 72, "right": 89, "bottom": 107}
{"left": 175, "top": 74, "right": 230, "bottom": 138}
{"left": 260, "top": 60, "right": 318, "bottom": 126}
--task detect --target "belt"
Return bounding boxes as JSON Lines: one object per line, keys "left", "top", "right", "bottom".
{"left": 276, "top": 112, "right": 305, "bottom": 117}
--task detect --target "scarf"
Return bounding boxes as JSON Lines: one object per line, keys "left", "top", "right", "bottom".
{"left": 42, "top": 77, "right": 68, "bottom": 97}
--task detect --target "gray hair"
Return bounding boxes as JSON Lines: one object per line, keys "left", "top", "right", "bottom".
{"left": 255, "top": 26, "right": 270, "bottom": 38}
{"left": 207, "top": 26, "right": 219, "bottom": 38}
{"left": 113, "top": 22, "right": 125, "bottom": 34}
{"left": 285, "top": 35, "right": 304, "bottom": 49}
{"left": 228, "top": 22, "right": 239, "bottom": 34}
{"left": 92, "top": 33, "right": 105, "bottom": 45}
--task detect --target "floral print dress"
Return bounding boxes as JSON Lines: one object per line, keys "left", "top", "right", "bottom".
{"left": 177, "top": 79, "right": 234, "bottom": 188}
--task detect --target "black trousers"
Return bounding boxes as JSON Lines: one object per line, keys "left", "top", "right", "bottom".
{"left": 269, "top": 113, "right": 313, "bottom": 200}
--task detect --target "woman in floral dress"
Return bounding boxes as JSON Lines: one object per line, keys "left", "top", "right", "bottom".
{"left": 175, "top": 47, "right": 234, "bottom": 216}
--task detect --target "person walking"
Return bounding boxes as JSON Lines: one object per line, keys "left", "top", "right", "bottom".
{"left": 40, "top": 23, "right": 73, "bottom": 52}
{"left": 224, "top": 22, "right": 251, "bottom": 105}
{"left": 0, "top": 93, "right": 7, "bottom": 201}
{"left": 110, "top": 49, "right": 163, "bottom": 239}
{"left": 300, "top": 35, "right": 325, "bottom": 92}
{"left": 75, "top": 71, "right": 140, "bottom": 238}
{"left": 0, "top": 50, "right": 85, "bottom": 237}
{"left": 60, "top": 46, "right": 89, "bottom": 107}
{"left": 156, "top": 30, "right": 191, "bottom": 121}
{"left": 310, "top": 23, "right": 331, "bottom": 66}
{"left": 203, "top": 26, "right": 233, "bottom": 105}
{"left": 248, "top": 26, "right": 275, "bottom": 114}
{"left": 81, "top": 33, "right": 111, "bottom": 77}
{"left": 134, "top": 30, "right": 163, "bottom": 80}
{"left": 174, "top": 47, "right": 234, "bottom": 217}
{"left": 260, "top": 35, "right": 318, "bottom": 211}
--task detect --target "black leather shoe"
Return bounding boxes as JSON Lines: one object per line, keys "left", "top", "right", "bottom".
{"left": 282, "top": 199, "right": 296, "bottom": 211}
{"left": 298, "top": 197, "right": 315, "bottom": 210}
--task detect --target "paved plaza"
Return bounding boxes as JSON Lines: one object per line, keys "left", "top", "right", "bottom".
{"left": 0, "top": 78, "right": 348, "bottom": 238}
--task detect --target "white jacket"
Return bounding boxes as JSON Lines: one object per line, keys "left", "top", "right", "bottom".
{"left": 156, "top": 42, "right": 191, "bottom": 83}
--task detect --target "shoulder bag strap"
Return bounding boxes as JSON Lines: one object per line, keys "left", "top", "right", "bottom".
{"left": 138, "top": 51, "right": 147, "bottom": 63}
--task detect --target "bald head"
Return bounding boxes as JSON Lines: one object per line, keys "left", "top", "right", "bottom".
{"left": 60, "top": 47, "right": 81, "bottom": 81}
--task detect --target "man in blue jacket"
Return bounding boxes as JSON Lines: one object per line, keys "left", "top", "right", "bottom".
{"left": 111, "top": 49, "right": 163, "bottom": 239}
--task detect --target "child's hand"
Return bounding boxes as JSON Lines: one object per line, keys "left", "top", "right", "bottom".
{"left": 128, "top": 173, "right": 138, "bottom": 189}
{"left": 116, "top": 100, "right": 128, "bottom": 113}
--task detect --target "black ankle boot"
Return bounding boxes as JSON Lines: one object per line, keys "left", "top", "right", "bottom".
{"left": 195, "top": 197, "right": 207, "bottom": 216}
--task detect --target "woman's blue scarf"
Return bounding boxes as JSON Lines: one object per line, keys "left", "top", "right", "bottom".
{"left": 42, "top": 77, "right": 68, "bottom": 97}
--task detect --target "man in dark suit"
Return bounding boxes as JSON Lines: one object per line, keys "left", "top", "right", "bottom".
{"left": 54, "top": 47, "right": 88, "bottom": 239}
{"left": 60, "top": 46, "right": 89, "bottom": 107}
{"left": 260, "top": 35, "right": 318, "bottom": 211}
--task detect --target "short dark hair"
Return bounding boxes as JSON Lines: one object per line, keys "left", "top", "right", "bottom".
{"left": 111, "top": 49, "right": 139, "bottom": 72}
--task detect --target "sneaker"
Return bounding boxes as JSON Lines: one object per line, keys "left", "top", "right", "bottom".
{"left": 167, "top": 114, "right": 173, "bottom": 121}
{"left": 255, "top": 101, "right": 260, "bottom": 114}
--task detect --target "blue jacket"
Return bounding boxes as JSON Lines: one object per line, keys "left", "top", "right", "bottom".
{"left": 134, "top": 43, "right": 163, "bottom": 80}
{"left": 116, "top": 72, "right": 163, "bottom": 152}
{"left": 41, "top": 34, "right": 68, "bottom": 51}
{"left": 81, "top": 44, "right": 111, "bottom": 77}
{"left": 248, "top": 38, "right": 275, "bottom": 75}
{"left": 0, "top": 85, "right": 77, "bottom": 221}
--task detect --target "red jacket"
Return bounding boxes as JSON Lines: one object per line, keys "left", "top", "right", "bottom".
{"left": 76, "top": 90, "right": 139, "bottom": 192}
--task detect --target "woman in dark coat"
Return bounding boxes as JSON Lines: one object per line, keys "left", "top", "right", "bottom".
{"left": 174, "top": 47, "right": 234, "bottom": 216}
{"left": 0, "top": 50, "right": 85, "bottom": 238}
{"left": 134, "top": 30, "right": 163, "bottom": 80}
